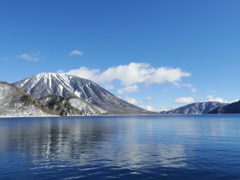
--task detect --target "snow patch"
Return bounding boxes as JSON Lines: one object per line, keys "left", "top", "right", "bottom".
{"left": 69, "top": 98, "right": 105, "bottom": 115}
{"left": 59, "top": 84, "right": 63, "bottom": 96}
{"left": 74, "top": 90, "right": 81, "bottom": 97}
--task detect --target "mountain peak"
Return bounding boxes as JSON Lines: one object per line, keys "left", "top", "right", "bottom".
{"left": 35, "top": 72, "right": 69, "bottom": 79}
{"left": 14, "top": 73, "right": 154, "bottom": 115}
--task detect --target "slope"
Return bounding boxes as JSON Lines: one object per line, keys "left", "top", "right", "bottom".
{"left": 39, "top": 95, "right": 103, "bottom": 116}
{"left": 14, "top": 73, "right": 153, "bottom": 115}
{"left": 208, "top": 100, "right": 240, "bottom": 114}
{"left": 161, "top": 101, "right": 228, "bottom": 115}
{"left": 0, "top": 81, "right": 59, "bottom": 117}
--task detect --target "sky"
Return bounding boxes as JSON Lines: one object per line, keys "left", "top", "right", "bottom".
{"left": 1, "top": 0, "right": 240, "bottom": 111}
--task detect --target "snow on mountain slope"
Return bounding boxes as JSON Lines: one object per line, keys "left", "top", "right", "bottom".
{"left": 0, "top": 81, "right": 59, "bottom": 117}
{"left": 15, "top": 73, "right": 78, "bottom": 98}
{"left": 161, "top": 101, "right": 228, "bottom": 115}
{"left": 69, "top": 97, "right": 106, "bottom": 115}
{"left": 14, "top": 73, "right": 154, "bottom": 115}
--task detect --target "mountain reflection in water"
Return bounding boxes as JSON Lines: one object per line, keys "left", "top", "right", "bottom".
{"left": 1, "top": 115, "right": 240, "bottom": 179}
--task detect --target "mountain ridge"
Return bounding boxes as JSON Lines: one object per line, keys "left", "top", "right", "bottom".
{"left": 208, "top": 100, "right": 240, "bottom": 114}
{"left": 161, "top": 101, "right": 228, "bottom": 115}
{"left": 0, "top": 81, "right": 60, "bottom": 117}
{"left": 14, "top": 73, "right": 155, "bottom": 115}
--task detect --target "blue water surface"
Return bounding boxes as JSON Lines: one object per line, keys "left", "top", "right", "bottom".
{"left": 0, "top": 115, "right": 240, "bottom": 179}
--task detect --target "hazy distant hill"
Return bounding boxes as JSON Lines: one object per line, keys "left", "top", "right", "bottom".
{"left": 161, "top": 102, "right": 228, "bottom": 115}
{"left": 14, "top": 73, "right": 154, "bottom": 115}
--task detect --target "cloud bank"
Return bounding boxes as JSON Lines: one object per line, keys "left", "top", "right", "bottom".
{"left": 67, "top": 62, "right": 191, "bottom": 92}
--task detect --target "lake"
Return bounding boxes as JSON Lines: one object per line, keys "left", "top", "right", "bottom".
{"left": 0, "top": 115, "right": 240, "bottom": 179}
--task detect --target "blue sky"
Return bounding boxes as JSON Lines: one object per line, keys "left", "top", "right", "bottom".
{"left": 1, "top": 0, "right": 240, "bottom": 111}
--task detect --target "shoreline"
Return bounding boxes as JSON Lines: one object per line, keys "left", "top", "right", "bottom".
{"left": 0, "top": 113, "right": 162, "bottom": 119}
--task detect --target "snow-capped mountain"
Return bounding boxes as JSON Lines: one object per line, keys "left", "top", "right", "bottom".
{"left": 39, "top": 95, "right": 104, "bottom": 116}
{"left": 208, "top": 100, "right": 240, "bottom": 114}
{"left": 161, "top": 102, "right": 228, "bottom": 115}
{"left": 0, "top": 81, "right": 59, "bottom": 117}
{"left": 14, "top": 73, "right": 153, "bottom": 114}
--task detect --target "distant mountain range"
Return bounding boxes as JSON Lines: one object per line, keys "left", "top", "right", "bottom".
{"left": 14, "top": 73, "right": 154, "bottom": 115}
{"left": 161, "top": 102, "right": 228, "bottom": 115}
{"left": 162, "top": 100, "right": 240, "bottom": 115}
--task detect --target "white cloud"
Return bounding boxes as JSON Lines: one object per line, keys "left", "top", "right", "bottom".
{"left": 17, "top": 54, "right": 39, "bottom": 61}
{"left": 68, "top": 66, "right": 100, "bottom": 81}
{"left": 117, "top": 85, "right": 139, "bottom": 94}
{"left": 125, "top": 96, "right": 138, "bottom": 105}
{"left": 125, "top": 96, "right": 155, "bottom": 105}
{"left": 173, "top": 97, "right": 195, "bottom": 104}
{"left": 139, "top": 105, "right": 170, "bottom": 112}
{"left": 183, "top": 83, "right": 197, "bottom": 93}
{"left": 67, "top": 62, "right": 190, "bottom": 88}
{"left": 70, "top": 50, "right": 83, "bottom": 56}
{"left": 174, "top": 82, "right": 197, "bottom": 93}
{"left": 103, "top": 84, "right": 114, "bottom": 90}
{"left": 141, "top": 96, "right": 155, "bottom": 104}
{"left": 206, "top": 95, "right": 228, "bottom": 103}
